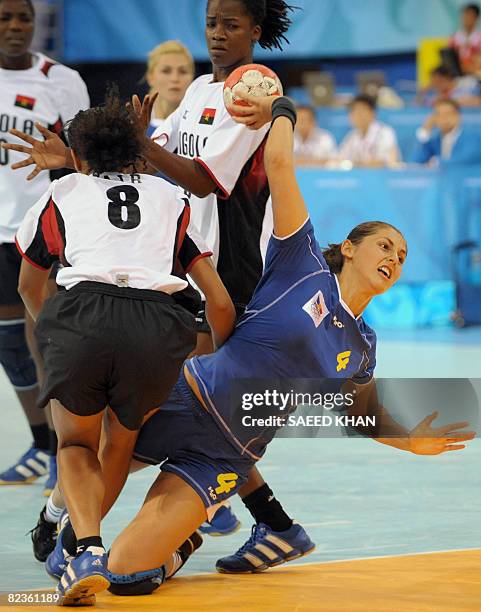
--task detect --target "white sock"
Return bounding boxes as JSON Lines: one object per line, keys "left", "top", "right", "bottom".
{"left": 45, "top": 495, "right": 64, "bottom": 524}
{"left": 166, "top": 552, "right": 183, "bottom": 579}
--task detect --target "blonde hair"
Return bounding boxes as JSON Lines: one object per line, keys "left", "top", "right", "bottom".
{"left": 145, "top": 40, "right": 194, "bottom": 89}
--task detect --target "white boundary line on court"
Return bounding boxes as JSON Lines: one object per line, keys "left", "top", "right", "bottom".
{"left": 19, "top": 545, "right": 481, "bottom": 592}
{"left": 279, "top": 545, "right": 481, "bottom": 569}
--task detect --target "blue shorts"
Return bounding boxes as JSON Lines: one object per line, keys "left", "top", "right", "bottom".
{"left": 133, "top": 372, "right": 254, "bottom": 509}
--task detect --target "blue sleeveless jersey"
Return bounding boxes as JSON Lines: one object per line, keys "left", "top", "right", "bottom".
{"left": 186, "top": 219, "right": 377, "bottom": 460}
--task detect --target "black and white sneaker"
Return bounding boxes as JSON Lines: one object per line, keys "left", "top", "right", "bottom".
{"left": 30, "top": 505, "right": 57, "bottom": 562}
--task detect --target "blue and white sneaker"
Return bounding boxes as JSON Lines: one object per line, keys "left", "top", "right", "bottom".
{"left": 215, "top": 522, "right": 315, "bottom": 574}
{"left": 46, "top": 519, "right": 73, "bottom": 581}
{"left": 43, "top": 454, "right": 57, "bottom": 497}
{"left": 57, "top": 548, "right": 109, "bottom": 606}
{"left": 198, "top": 505, "right": 241, "bottom": 537}
{"left": 0, "top": 446, "right": 49, "bottom": 485}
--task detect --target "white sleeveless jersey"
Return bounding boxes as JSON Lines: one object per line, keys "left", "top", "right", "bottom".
{"left": 0, "top": 53, "right": 90, "bottom": 243}
{"left": 16, "top": 172, "right": 210, "bottom": 293}
{"left": 151, "top": 74, "right": 273, "bottom": 307}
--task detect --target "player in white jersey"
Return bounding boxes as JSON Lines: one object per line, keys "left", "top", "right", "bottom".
{"left": 0, "top": 0, "right": 89, "bottom": 492}
{"left": 2, "top": 0, "right": 314, "bottom": 573}
{"left": 15, "top": 89, "right": 235, "bottom": 605}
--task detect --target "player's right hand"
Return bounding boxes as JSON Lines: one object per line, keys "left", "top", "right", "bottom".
{"left": 2, "top": 123, "right": 69, "bottom": 179}
{"left": 227, "top": 90, "right": 275, "bottom": 130}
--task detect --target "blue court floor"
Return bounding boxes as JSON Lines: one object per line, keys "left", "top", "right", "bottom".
{"left": 0, "top": 327, "right": 480, "bottom": 593}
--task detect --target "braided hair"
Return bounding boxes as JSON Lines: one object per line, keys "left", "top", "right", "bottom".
{"left": 238, "top": 0, "right": 296, "bottom": 50}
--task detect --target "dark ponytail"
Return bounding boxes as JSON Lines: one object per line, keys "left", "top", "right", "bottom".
{"left": 322, "top": 243, "right": 344, "bottom": 274}
{"left": 322, "top": 221, "right": 405, "bottom": 273}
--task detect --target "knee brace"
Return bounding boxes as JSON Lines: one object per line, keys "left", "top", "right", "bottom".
{"left": 107, "top": 566, "right": 166, "bottom": 596}
{"left": 0, "top": 319, "right": 38, "bottom": 390}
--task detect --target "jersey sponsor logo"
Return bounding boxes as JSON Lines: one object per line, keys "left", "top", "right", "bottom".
{"left": 215, "top": 472, "right": 238, "bottom": 495}
{"left": 302, "top": 290, "right": 329, "bottom": 328}
{"left": 199, "top": 107, "right": 216, "bottom": 125}
{"left": 332, "top": 315, "right": 345, "bottom": 329}
{"left": 336, "top": 351, "right": 351, "bottom": 372}
{"left": 14, "top": 94, "right": 36, "bottom": 111}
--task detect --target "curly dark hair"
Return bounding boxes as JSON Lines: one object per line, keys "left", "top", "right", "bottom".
{"left": 66, "top": 86, "right": 143, "bottom": 174}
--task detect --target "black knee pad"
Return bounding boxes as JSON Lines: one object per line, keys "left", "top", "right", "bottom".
{"left": 107, "top": 566, "right": 166, "bottom": 596}
{"left": 0, "top": 320, "right": 37, "bottom": 389}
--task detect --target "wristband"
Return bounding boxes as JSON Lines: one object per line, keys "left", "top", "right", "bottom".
{"left": 271, "top": 97, "right": 297, "bottom": 128}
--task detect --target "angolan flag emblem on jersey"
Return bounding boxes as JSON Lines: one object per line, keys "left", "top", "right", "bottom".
{"left": 199, "top": 107, "right": 216, "bottom": 125}
{"left": 15, "top": 94, "right": 36, "bottom": 111}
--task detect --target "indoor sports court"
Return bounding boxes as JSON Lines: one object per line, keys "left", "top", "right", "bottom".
{"left": 1, "top": 327, "right": 481, "bottom": 609}
{"left": 1, "top": 0, "right": 481, "bottom": 610}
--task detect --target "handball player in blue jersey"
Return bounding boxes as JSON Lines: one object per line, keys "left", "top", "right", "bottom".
{"left": 46, "top": 95, "right": 471, "bottom": 597}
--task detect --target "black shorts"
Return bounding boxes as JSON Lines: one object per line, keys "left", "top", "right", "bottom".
{"left": 195, "top": 301, "right": 247, "bottom": 334}
{"left": 0, "top": 243, "right": 23, "bottom": 306}
{"left": 35, "top": 281, "right": 197, "bottom": 430}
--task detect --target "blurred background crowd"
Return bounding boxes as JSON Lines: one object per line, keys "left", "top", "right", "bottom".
{"left": 22, "top": 0, "right": 481, "bottom": 328}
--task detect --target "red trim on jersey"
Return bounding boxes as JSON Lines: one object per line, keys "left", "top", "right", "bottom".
{"left": 41, "top": 198, "right": 64, "bottom": 257}
{"left": 40, "top": 60, "right": 56, "bottom": 77}
{"left": 50, "top": 118, "right": 63, "bottom": 136}
{"left": 184, "top": 251, "right": 213, "bottom": 274}
{"left": 194, "top": 158, "right": 229, "bottom": 199}
{"left": 152, "top": 132, "right": 169, "bottom": 146}
{"left": 175, "top": 206, "right": 191, "bottom": 257}
{"left": 14, "top": 237, "right": 49, "bottom": 271}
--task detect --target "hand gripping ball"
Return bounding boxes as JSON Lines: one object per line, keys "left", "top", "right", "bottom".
{"left": 223, "top": 64, "right": 283, "bottom": 116}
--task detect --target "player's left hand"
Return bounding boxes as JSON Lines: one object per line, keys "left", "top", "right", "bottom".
{"left": 408, "top": 411, "right": 475, "bottom": 455}
{"left": 227, "top": 90, "right": 276, "bottom": 130}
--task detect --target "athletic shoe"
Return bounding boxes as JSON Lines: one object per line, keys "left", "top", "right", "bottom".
{"left": 166, "top": 530, "right": 203, "bottom": 579}
{"left": 46, "top": 522, "right": 73, "bottom": 581}
{"left": 57, "top": 548, "right": 109, "bottom": 606}
{"left": 0, "top": 446, "right": 49, "bottom": 485}
{"left": 215, "top": 522, "right": 315, "bottom": 574}
{"left": 198, "top": 505, "right": 241, "bottom": 536}
{"left": 30, "top": 505, "right": 57, "bottom": 562}
{"left": 43, "top": 454, "right": 57, "bottom": 497}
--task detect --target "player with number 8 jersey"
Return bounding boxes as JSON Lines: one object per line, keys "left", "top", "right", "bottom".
{"left": 14, "top": 89, "right": 235, "bottom": 605}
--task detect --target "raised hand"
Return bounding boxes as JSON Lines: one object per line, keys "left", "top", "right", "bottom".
{"left": 131, "top": 92, "right": 158, "bottom": 135}
{"left": 1, "top": 122, "right": 69, "bottom": 179}
{"left": 227, "top": 90, "right": 276, "bottom": 130}
{"left": 408, "top": 411, "right": 475, "bottom": 455}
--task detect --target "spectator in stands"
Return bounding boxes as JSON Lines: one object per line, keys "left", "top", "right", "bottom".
{"left": 338, "top": 95, "right": 400, "bottom": 168}
{"left": 450, "top": 3, "right": 481, "bottom": 74}
{"left": 145, "top": 40, "right": 194, "bottom": 136}
{"left": 412, "top": 98, "right": 481, "bottom": 165}
{"left": 293, "top": 105, "right": 336, "bottom": 166}
{"left": 418, "top": 66, "right": 481, "bottom": 107}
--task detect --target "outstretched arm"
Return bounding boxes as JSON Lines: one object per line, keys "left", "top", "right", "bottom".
{"left": 3, "top": 123, "right": 75, "bottom": 180}
{"left": 345, "top": 380, "right": 475, "bottom": 455}
{"left": 229, "top": 94, "right": 308, "bottom": 238}
{"left": 2, "top": 93, "right": 217, "bottom": 197}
